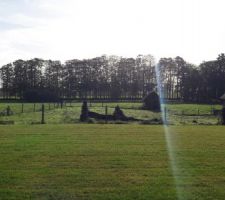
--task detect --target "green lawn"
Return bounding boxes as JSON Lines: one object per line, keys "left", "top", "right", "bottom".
{"left": 0, "top": 125, "right": 225, "bottom": 200}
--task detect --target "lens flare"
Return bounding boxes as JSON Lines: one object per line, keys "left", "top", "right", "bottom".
{"left": 154, "top": 63, "right": 184, "bottom": 200}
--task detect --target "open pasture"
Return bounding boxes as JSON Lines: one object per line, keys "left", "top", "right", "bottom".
{"left": 0, "top": 102, "right": 222, "bottom": 125}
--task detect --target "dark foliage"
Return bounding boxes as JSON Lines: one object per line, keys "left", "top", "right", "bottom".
{"left": 82, "top": 105, "right": 139, "bottom": 121}
{"left": 222, "top": 107, "right": 225, "bottom": 125}
{"left": 0, "top": 106, "right": 13, "bottom": 116}
{"left": 1, "top": 54, "right": 225, "bottom": 103}
{"left": 88, "top": 111, "right": 114, "bottom": 120}
{"left": 23, "top": 89, "right": 59, "bottom": 102}
{"left": 113, "top": 106, "right": 128, "bottom": 120}
{"left": 143, "top": 92, "right": 160, "bottom": 111}
{"left": 80, "top": 101, "right": 89, "bottom": 121}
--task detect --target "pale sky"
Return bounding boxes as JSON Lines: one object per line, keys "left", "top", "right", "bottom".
{"left": 0, "top": 0, "right": 225, "bottom": 66}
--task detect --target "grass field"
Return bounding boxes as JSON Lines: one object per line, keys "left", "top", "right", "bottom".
{"left": 0, "top": 125, "right": 225, "bottom": 200}
{"left": 0, "top": 102, "right": 222, "bottom": 125}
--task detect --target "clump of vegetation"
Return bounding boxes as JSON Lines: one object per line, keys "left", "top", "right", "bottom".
{"left": 113, "top": 105, "right": 128, "bottom": 120}
{"left": 0, "top": 106, "right": 13, "bottom": 116}
{"left": 221, "top": 107, "right": 225, "bottom": 125}
{"left": 23, "top": 89, "right": 59, "bottom": 102}
{"left": 140, "top": 118, "right": 163, "bottom": 125}
{"left": 142, "top": 92, "right": 160, "bottom": 112}
{"left": 80, "top": 101, "right": 89, "bottom": 122}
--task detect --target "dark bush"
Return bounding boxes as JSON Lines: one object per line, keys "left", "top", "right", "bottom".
{"left": 23, "top": 89, "right": 59, "bottom": 102}
{"left": 143, "top": 92, "right": 160, "bottom": 112}
{"left": 80, "top": 101, "right": 89, "bottom": 121}
{"left": 222, "top": 107, "right": 225, "bottom": 125}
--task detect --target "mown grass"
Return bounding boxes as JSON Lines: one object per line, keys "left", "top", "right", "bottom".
{"left": 0, "top": 125, "right": 225, "bottom": 199}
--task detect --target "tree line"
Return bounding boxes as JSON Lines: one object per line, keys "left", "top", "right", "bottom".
{"left": 0, "top": 54, "right": 225, "bottom": 102}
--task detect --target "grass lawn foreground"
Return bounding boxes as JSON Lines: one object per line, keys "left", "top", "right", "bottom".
{"left": 0, "top": 125, "right": 225, "bottom": 200}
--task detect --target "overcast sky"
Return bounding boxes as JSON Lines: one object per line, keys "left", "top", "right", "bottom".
{"left": 0, "top": 0, "right": 225, "bottom": 66}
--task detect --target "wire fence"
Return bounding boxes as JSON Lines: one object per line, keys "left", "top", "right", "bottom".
{"left": 0, "top": 101, "right": 222, "bottom": 125}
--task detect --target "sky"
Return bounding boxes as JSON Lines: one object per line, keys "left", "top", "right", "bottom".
{"left": 0, "top": 0, "right": 225, "bottom": 66}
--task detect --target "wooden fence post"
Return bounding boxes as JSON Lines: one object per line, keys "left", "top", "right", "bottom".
{"left": 41, "top": 104, "right": 45, "bottom": 124}
{"left": 6, "top": 106, "right": 10, "bottom": 116}
{"left": 33, "top": 103, "right": 36, "bottom": 112}
{"left": 21, "top": 103, "right": 24, "bottom": 113}
{"left": 105, "top": 105, "right": 108, "bottom": 124}
{"left": 164, "top": 107, "right": 167, "bottom": 124}
{"left": 181, "top": 110, "right": 184, "bottom": 123}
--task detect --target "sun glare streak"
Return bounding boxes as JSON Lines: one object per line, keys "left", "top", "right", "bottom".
{"left": 155, "top": 63, "right": 183, "bottom": 200}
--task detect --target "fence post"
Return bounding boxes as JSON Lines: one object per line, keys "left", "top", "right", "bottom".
{"left": 41, "top": 104, "right": 45, "bottom": 124}
{"left": 33, "top": 103, "right": 36, "bottom": 112}
{"left": 105, "top": 105, "right": 108, "bottom": 124}
{"left": 49, "top": 103, "right": 50, "bottom": 110}
{"left": 164, "top": 107, "right": 167, "bottom": 124}
{"left": 181, "top": 110, "right": 184, "bottom": 123}
{"left": 21, "top": 103, "right": 24, "bottom": 113}
{"left": 6, "top": 106, "right": 10, "bottom": 116}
